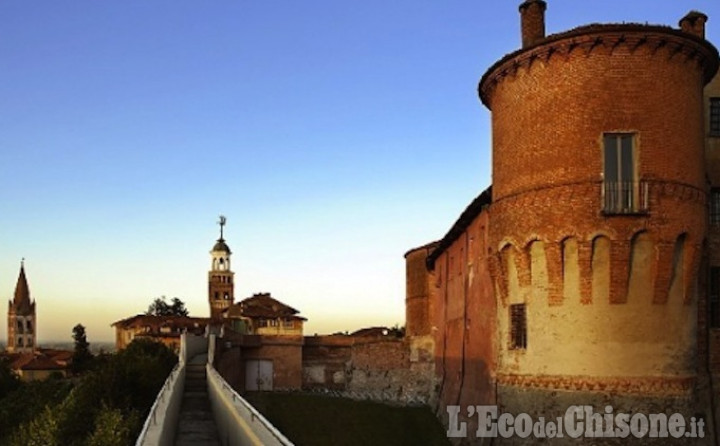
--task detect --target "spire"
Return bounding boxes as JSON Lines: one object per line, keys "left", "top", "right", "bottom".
{"left": 218, "top": 215, "right": 227, "bottom": 241}
{"left": 13, "top": 260, "right": 33, "bottom": 314}
{"left": 212, "top": 215, "right": 231, "bottom": 254}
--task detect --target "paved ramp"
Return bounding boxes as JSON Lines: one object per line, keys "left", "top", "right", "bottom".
{"left": 174, "top": 354, "right": 220, "bottom": 446}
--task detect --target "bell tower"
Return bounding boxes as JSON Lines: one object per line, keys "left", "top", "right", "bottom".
{"left": 7, "top": 260, "right": 37, "bottom": 353}
{"left": 208, "top": 215, "right": 234, "bottom": 320}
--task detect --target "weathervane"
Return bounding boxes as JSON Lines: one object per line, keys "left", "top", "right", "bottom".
{"left": 218, "top": 215, "right": 227, "bottom": 240}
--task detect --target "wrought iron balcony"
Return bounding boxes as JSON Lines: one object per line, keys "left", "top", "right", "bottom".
{"left": 602, "top": 181, "right": 649, "bottom": 215}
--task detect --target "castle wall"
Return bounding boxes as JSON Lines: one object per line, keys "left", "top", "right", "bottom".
{"left": 300, "top": 335, "right": 435, "bottom": 404}
{"left": 481, "top": 27, "right": 716, "bottom": 390}
{"left": 430, "top": 210, "right": 497, "bottom": 435}
{"left": 405, "top": 243, "right": 437, "bottom": 337}
{"left": 705, "top": 71, "right": 720, "bottom": 377}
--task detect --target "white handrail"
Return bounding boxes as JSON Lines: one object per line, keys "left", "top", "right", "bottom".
{"left": 135, "top": 362, "right": 185, "bottom": 446}
{"left": 206, "top": 363, "right": 294, "bottom": 446}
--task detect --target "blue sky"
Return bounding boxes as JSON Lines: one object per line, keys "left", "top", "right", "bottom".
{"left": 1, "top": 1, "right": 719, "bottom": 343}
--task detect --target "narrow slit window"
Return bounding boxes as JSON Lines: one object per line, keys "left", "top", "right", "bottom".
{"left": 710, "top": 98, "right": 720, "bottom": 136}
{"left": 710, "top": 188, "right": 720, "bottom": 225}
{"left": 710, "top": 267, "right": 720, "bottom": 328}
{"left": 509, "top": 304, "right": 527, "bottom": 349}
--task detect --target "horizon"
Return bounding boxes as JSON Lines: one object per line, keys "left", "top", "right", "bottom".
{"left": 2, "top": 0, "right": 720, "bottom": 344}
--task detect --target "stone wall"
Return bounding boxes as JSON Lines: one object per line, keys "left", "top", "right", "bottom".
{"left": 301, "top": 335, "right": 435, "bottom": 405}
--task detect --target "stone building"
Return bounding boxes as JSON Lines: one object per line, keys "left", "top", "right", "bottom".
{"left": 223, "top": 293, "right": 306, "bottom": 336}
{"left": 405, "top": 1, "right": 720, "bottom": 442}
{"left": 5, "top": 349, "right": 71, "bottom": 381}
{"left": 6, "top": 261, "right": 36, "bottom": 353}
{"left": 111, "top": 314, "right": 208, "bottom": 351}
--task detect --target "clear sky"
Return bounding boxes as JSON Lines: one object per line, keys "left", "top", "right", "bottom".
{"left": 2, "top": 1, "right": 719, "bottom": 343}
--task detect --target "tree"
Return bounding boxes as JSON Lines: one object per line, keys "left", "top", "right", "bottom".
{"left": 2, "top": 338, "right": 176, "bottom": 446}
{"left": 170, "top": 297, "right": 188, "bottom": 317}
{"left": 71, "top": 324, "right": 93, "bottom": 374}
{"left": 146, "top": 296, "right": 188, "bottom": 317}
{"left": 0, "top": 357, "right": 20, "bottom": 396}
{"left": 86, "top": 405, "right": 140, "bottom": 446}
{"left": 146, "top": 297, "right": 170, "bottom": 316}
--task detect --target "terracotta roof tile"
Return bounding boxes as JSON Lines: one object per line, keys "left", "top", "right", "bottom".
{"left": 224, "top": 293, "right": 306, "bottom": 320}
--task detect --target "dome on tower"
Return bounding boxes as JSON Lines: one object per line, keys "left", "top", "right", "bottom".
{"left": 212, "top": 238, "right": 232, "bottom": 254}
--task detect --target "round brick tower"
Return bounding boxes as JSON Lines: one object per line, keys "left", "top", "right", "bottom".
{"left": 480, "top": 2, "right": 719, "bottom": 403}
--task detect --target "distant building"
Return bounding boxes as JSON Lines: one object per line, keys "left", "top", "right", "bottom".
{"left": 209, "top": 216, "right": 234, "bottom": 320}
{"left": 6, "top": 261, "right": 36, "bottom": 353}
{"left": 0, "top": 348, "right": 72, "bottom": 381}
{"left": 111, "top": 314, "right": 208, "bottom": 351}
{"left": 223, "top": 293, "right": 306, "bottom": 336}
{"left": 5, "top": 350, "right": 70, "bottom": 381}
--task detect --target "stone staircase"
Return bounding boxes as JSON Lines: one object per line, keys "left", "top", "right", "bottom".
{"left": 174, "top": 354, "right": 220, "bottom": 446}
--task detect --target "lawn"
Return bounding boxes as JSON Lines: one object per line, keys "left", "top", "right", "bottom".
{"left": 244, "top": 392, "right": 451, "bottom": 446}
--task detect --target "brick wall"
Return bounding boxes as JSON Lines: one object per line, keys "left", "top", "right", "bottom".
{"left": 480, "top": 23, "right": 716, "bottom": 384}
{"left": 301, "top": 335, "right": 435, "bottom": 404}
{"left": 405, "top": 242, "right": 438, "bottom": 337}
{"left": 215, "top": 333, "right": 304, "bottom": 391}
{"left": 429, "top": 210, "right": 497, "bottom": 436}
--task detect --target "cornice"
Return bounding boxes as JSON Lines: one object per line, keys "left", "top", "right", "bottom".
{"left": 479, "top": 24, "right": 720, "bottom": 109}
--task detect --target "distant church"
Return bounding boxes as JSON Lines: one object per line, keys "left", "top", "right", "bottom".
{"left": 6, "top": 261, "right": 36, "bottom": 353}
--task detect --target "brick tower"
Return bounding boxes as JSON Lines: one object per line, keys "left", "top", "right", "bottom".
{"left": 208, "top": 216, "right": 234, "bottom": 320}
{"left": 7, "top": 260, "right": 36, "bottom": 353}
{"left": 479, "top": 0, "right": 718, "bottom": 416}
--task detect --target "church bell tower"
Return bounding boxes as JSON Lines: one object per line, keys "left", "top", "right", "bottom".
{"left": 7, "top": 260, "right": 37, "bottom": 353}
{"left": 208, "top": 216, "right": 234, "bottom": 320}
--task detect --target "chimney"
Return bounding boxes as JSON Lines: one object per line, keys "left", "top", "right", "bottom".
{"left": 519, "top": 0, "right": 547, "bottom": 48}
{"left": 679, "top": 11, "right": 708, "bottom": 39}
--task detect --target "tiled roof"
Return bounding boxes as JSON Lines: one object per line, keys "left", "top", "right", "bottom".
{"left": 111, "top": 315, "right": 209, "bottom": 331}
{"left": 8, "top": 352, "right": 65, "bottom": 371}
{"left": 38, "top": 348, "right": 73, "bottom": 363}
{"left": 351, "top": 327, "right": 393, "bottom": 337}
{"left": 225, "top": 293, "right": 306, "bottom": 320}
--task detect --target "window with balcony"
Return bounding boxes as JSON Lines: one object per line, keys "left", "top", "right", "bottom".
{"left": 602, "top": 133, "right": 647, "bottom": 214}
{"left": 711, "top": 98, "right": 720, "bottom": 136}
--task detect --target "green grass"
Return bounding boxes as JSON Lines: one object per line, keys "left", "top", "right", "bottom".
{"left": 244, "top": 392, "right": 451, "bottom": 446}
